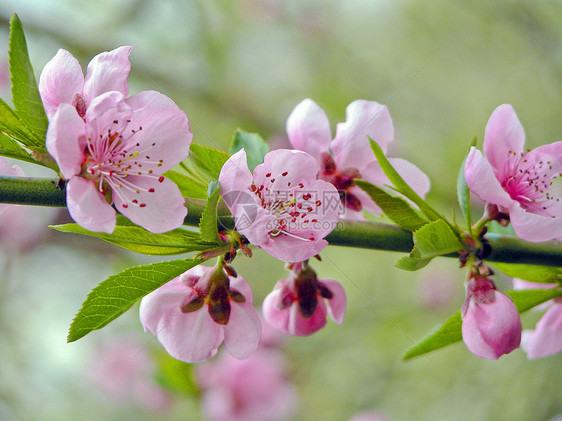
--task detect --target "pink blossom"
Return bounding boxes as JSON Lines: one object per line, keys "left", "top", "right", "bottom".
{"left": 219, "top": 148, "right": 341, "bottom": 262}
{"left": 262, "top": 262, "right": 346, "bottom": 336}
{"left": 464, "top": 104, "right": 562, "bottom": 242}
{"left": 0, "top": 158, "right": 58, "bottom": 254}
{"left": 40, "top": 48, "right": 192, "bottom": 233}
{"left": 461, "top": 276, "right": 521, "bottom": 359}
{"left": 513, "top": 278, "right": 562, "bottom": 359}
{"left": 89, "top": 338, "right": 171, "bottom": 411}
{"left": 196, "top": 348, "right": 296, "bottom": 421}
{"left": 139, "top": 265, "right": 261, "bottom": 363}
{"left": 287, "top": 99, "right": 430, "bottom": 219}
{"left": 39, "top": 47, "right": 132, "bottom": 119}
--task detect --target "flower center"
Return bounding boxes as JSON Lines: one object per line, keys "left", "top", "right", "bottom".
{"left": 502, "top": 150, "right": 560, "bottom": 216}
{"left": 80, "top": 118, "right": 165, "bottom": 209}
{"left": 251, "top": 170, "right": 323, "bottom": 242}
{"left": 319, "top": 152, "right": 362, "bottom": 211}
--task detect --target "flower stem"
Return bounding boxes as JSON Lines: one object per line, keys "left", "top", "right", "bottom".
{"left": 1, "top": 176, "right": 561, "bottom": 267}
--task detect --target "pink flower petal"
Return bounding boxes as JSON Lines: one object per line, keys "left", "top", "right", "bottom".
{"left": 462, "top": 290, "right": 521, "bottom": 359}
{"left": 259, "top": 236, "right": 328, "bottom": 263}
{"left": 223, "top": 301, "right": 261, "bottom": 359}
{"left": 139, "top": 278, "right": 193, "bottom": 333}
{"left": 483, "top": 104, "right": 525, "bottom": 179}
{"left": 111, "top": 175, "right": 187, "bottom": 233}
{"left": 286, "top": 98, "right": 332, "bottom": 161}
{"left": 46, "top": 103, "right": 87, "bottom": 179}
{"left": 154, "top": 304, "right": 224, "bottom": 363}
{"left": 521, "top": 304, "right": 562, "bottom": 359}
{"left": 66, "top": 177, "right": 116, "bottom": 233}
{"left": 39, "top": 49, "right": 85, "bottom": 118}
{"left": 331, "top": 100, "right": 393, "bottom": 171}
{"left": 219, "top": 150, "right": 254, "bottom": 214}
{"left": 83, "top": 46, "right": 132, "bottom": 104}
{"left": 387, "top": 157, "right": 431, "bottom": 199}
{"left": 320, "top": 278, "right": 347, "bottom": 324}
{"left": 464, "top": 147, "right": 514, "bottom": 208}
{"left": 509, "top": 206, "right": 562, "bottom": 242}
{"left": 262, "top": 281, "right": 328, "bottom": 336}
{"left": 124, "top": 91, "right": 192, "bottom": 171}
{"left": 252, "top": 149, "right": 319, "bottom": 188}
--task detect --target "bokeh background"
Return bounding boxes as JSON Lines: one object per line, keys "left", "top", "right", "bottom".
{"left": 0, "top": 1, "right": 561, "bottom": 420}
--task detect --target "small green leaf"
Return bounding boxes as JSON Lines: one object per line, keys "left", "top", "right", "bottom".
{"left": 0, "top": 97, "right": 43, "bottom": 148}
{"left": 67, "top": 258, "right": 203, "bottom": 342}
{"left": 9, "top": 14, "right": 48, "bottom": 143}
{"left": 230, "top": 129, "right": 268, "bottom": 171}
{"left": 369, "top": 138, "right": 443, "bottom": 223}
{"left": 51, "top": 222, "right": 221, "bottom": 255}
{"left": 188, "top": 142, "right": 230, "bottom": 181}
{"left": 0, "top": 131, "right": 37, "bottom": 164}
{"left": 492, "top": 263, "right": 562, "bottom": 284}
{"left": 402, "top": 287, "right": 562, "bottom": 360}
{"left": 410, "top": 219, "right": 464, "bottom": 259}
{"left": 355, "top": 179, "right": 427, "bottom": 231}
{"left": 395, "top": 255, "right": 432, "bottom": 271}
{"left": 199, "top": 181, "right": 222, "bottom": 243}
{"left": 457, "top": 136, "right": 477, "bottom": 233}
{"left": 165, "top": 169, "right": 208, "bottom": 199}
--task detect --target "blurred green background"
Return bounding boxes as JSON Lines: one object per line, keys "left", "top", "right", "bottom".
{"left": 0, "top": 0, "right": 560, "bottom": 420}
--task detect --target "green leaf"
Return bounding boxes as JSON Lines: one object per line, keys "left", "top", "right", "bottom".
{"left": 67, "top": 258, "right": 203, "bottom": 342}
{"left": 457, "top": 136, "right": 477, "bottom": 233}
{"left": 230, "top": 129, "right": 268, "bottom": 171}
{"left": 9, "top": 14, "right": 48, "bottom": 143}
{"left": 402, "top": 287, "right": 562, "bottom": 360}
{"left": 369, "top": 138, "right": 443, "bottom": 223}
{"left": 492, "top": 263, "right": 562, "bottom": 284}
{"left": 410, "top": 219, "right": 464, "bottom": 259}
{"left": 165, "top": 169, "right": 208, "bottom": 199}
{"left": 395, "top": 255, "right": 432, "bottom": 271}
{"left": 355, "top": 179, "right": 427, "bottom": 231}
{"left": 51, "top": 222, "right": 221, "bottom": 255}
{"left": 0, "top": 131, "right": 37, "bottom": 164}
{"left": 0, "top": 97, "right": 43, "bottom": 147}
{"left": 188, "top": 142, "right": 230, "bottom": 181}
{"left": 199, "top": 181, "right": 222, "bottom": 243}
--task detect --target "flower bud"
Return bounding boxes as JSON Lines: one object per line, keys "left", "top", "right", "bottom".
{"left": 461, "top": 276, "right": 521, "bottom": 359}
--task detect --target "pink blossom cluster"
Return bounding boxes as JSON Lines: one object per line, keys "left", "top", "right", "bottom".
{"left": 39, "top": 47, "right": 192, "bottom": 234}
{"left": 465, "top": 104, "right": 562, "bottom": 242}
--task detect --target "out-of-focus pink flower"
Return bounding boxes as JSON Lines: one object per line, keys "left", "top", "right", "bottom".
{"left": 0, "top": 158, "right": 58, "bottom": 254}
{"left": 262, "top": 262, "right": 346, "bottom": 336}
{"left": 513, "top": 278, "right": 562, "bottom": 359}
{"left": 0, "top": 205, "right": 58, "bottom": 255}
{"left": 40, "top": 47, "right": 192, "bottom": 234}
{"left": 89, "top": 338, "right": 170, "bottom": 411}
{"left": 140, "top": 265, "right": 261, "bottom": 363}
{"left": 461, "top": 276, "right": 521, "bottom": 359}
{"left": 196, "top": 348, "right": 296, "bottom": 421}
{"left": 219, "top": 149, "right": 341, "bottom": 262}
{"left": 464, "top": 104, "right": 562, "bottom": 242}
{"left": 287, "top": 99, "right": 430, "bottom": 219}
